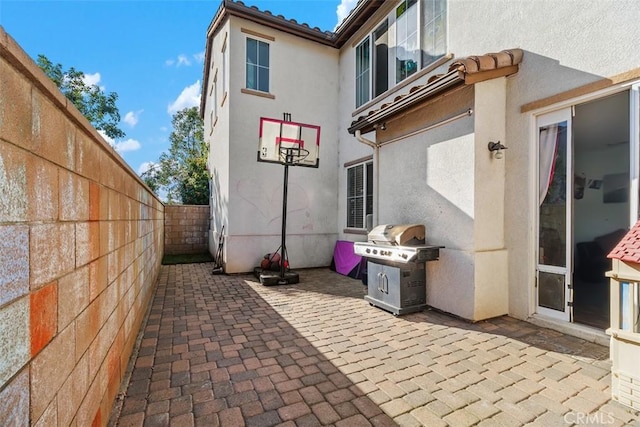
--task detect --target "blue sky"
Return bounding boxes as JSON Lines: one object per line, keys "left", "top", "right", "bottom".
{"left": 0, "top": 0, "right": 356, "bottom": 176}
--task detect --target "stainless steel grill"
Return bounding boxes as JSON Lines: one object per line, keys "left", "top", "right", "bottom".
{"left": 354, "top": 224, "right": 443, "bottom": 316}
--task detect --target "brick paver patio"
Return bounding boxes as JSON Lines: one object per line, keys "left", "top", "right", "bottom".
{"left": 111, "top": 264, "right": 639, "bottom": 426}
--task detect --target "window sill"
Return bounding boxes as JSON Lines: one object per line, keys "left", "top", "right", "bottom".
{"left": 241, "top": 88, "right": 275, "bottom": 99}
{"left": 344, "top": 228, "right": 368, "bottom": 235}
{"left": 210, "top": 116, "right": 218, "bottom": 135}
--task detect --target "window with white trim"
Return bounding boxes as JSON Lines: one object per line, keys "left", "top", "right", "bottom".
{"left": 355, "top": 37, "right": 370, "bottom": 108}
{"left": 246, "top": 38, "right": 270, "bottom": 92}
{"left": 347, "top": 161, "right": 373, "bottom": 229}
{"left": 354, "top": 0, "right": 447, "bottom": 107}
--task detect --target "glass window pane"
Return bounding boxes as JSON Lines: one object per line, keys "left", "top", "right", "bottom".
{"left": 246, "top": 64, "right": 257, "bottom": 90}
{"left": 258, "top": 67, "right": 269, "bottom": 92}
{"left": 538, "top": 271, "right": 565, "bottom": 311}
{"left": 258, "top": 41, "right": 269, "bottom": 67}
{"left": 538, "top": 122, "right": 567, "bottom": 268}
{"left": 407, "top": 2, "right": 418, "bottom": 35}
{"left": 355, "top": 38, "right": 370, "bottom": 107}
{"left": 373, "top": 21, "right": 389, "bottom": 96}
{"left": 421, "top": 0, "right": 446, "bottom": 68}
{"left": 246, "top": 39, "right": 257, "bottom": 65}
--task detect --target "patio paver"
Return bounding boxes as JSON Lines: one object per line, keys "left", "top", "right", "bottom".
{"left": 110, "top": 264, "right": 639, "bottom": 426}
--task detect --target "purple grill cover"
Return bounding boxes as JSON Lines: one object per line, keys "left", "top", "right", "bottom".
{"left": 331, "top": 240, "right": 364, "bottom": 279}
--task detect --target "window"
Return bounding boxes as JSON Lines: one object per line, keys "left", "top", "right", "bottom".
{"left": 246, "top": 38, "right": 270, "bottom": 92}
{"left": 421, "top": 0, "right": 447, "bottom": 66}
{"left": 396, "top": 0, "right": 419, "bottom": 83}
{"left": 373, "top": 20, "right": 389, "bottom": 97}
{"left": 354, "top": 0, "right": 447, "bottom": 107}
{"left": 355, "top": 37, "right": 370, "bottom": 108}
{"left": 347, "top": 162, "right": 373, "bottom": 228}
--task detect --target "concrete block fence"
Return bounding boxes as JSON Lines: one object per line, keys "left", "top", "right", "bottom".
{"left": 0, "top": 27, "right": 165, "bottom": 426}
{"left": 164, "top": 205, "right": 209, "bottom": 255}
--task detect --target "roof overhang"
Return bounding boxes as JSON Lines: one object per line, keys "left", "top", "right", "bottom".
{"left": 348, "top": 49, "right": 523, "bottom": 135}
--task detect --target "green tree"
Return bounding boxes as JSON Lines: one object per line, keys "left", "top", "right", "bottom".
{"left": 36, "top": 54, "right": 125, "bottom": 140}
{"left": 141, "top": 107, "right": 210, "bottom": 204}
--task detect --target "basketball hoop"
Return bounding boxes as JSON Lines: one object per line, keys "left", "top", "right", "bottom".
{"left": 279, "top": 146, "right": 310, "bottom": 166}
{"left": 255, "top": 114, "right": 321, "bottom": 285}
{"left": 258, "top": 117, "right": 320, "bottom": 168}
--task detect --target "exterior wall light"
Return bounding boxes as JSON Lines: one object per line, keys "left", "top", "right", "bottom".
{"left": 375, "top": 122, "right": 386, "bottom": 131}
{"left": 488, "top": 141, "right": 507, "bottom": 159}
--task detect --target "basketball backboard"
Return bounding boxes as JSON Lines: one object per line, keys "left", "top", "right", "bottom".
{"left": 258, "top": 117, "right": 320, "bottom": 168}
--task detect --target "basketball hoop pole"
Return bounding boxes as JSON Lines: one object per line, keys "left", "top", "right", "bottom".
{"left": 279, "top": 152, "right": 290, "bottom": 283}
{"left": 278, "top": 113, "right": 293, "bottom": 284}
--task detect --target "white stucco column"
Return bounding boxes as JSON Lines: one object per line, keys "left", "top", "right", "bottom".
{"left": 472, "top": 77, "right": 509, "bottom": 319}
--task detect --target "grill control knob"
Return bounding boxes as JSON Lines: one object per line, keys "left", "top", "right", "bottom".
{"left": 366, "top": 249, "right": 370, "bottom": 253}
{"left": 401, "top": 253, "right": 408, "bottom": 259}
{"left": 373, "top": 249, "right": 378, "bottom": 254}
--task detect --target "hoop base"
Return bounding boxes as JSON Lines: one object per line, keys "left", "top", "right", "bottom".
{"left": 253, "top": 267, "right": 299, "bottom": 286}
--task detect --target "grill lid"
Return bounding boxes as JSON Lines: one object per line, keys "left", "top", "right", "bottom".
{"left": 368, "top": 224, "right": 426, "bottom": 246}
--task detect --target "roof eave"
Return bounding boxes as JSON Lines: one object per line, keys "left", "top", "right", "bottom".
{"left": 348, "top": 70, "right": 465, "bottom": 135}
{"left": 333, "top": 0, "right": 386, "bottom": 47}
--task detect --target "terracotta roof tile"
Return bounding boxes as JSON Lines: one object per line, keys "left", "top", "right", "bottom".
{"left": 608, "top": 221, "right": 640, "bottom": 263}
{"left": 232, "top": 0, "right": 332, "bottom": 35}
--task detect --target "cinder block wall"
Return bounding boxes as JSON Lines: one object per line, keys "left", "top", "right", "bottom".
{"left": 164, "top": 205, "right": 209, "bottom": 254}
{"left": 0, "top": 27, "right": 164, "bottom": 426}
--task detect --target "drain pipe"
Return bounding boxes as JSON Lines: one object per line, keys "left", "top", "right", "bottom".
{"left": 355, "top": 129, "right": 379, "bottom": 229}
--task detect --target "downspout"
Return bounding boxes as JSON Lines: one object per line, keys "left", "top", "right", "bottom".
{"left": 355, "top": 129, "right": 379, "bottom": 229}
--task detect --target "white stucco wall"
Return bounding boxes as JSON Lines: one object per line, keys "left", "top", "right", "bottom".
{"left": 206, "top": 20, "right": 232, "bottom": 256}
{"left": 221, "top": 17, "right": 340, "bottom": 273}
{"left": 445, "top": 0, "right": 640, "bottom": 320}
{"left": 336, "top": 0, "right": 640, "bottom": 322}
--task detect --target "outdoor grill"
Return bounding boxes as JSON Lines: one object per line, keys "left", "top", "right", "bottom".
{"left": 354, "top": 224, "right": 443, "bottom": 315}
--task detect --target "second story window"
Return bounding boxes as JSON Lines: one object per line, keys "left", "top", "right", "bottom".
{"left": 354, "top": 0, "right": 447, "bottom": 108}
{"left": 355, "top": 37, "right": 370, "bottom": 108}
{"left": 246, "top": 38, "right": 269, "bottom": 92}
{"left": 396, "top": 0, "right": 419, "bottom": 83}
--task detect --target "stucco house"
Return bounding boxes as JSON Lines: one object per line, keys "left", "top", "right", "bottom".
{"left": 201, "top": 0, "right": 640, "bottom": 343}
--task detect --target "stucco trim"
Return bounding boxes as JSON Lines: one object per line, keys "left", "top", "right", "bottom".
{"left": 521, "top": 67, "right": 640, "bottom": 113}
{"left": 344, "top": 155, "right": 373, "bottom": 168}
{"left": 241, "top": 88, "right": 275, "bottom": 99}
{"left": 343, "top": 228, "right": 368, "bottom": 235}
{"left": 241, "top": 27, "right": 275, "bottom": 41}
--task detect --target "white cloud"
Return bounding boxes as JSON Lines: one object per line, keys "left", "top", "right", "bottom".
{"left": 194, "top": 51, "right": 205, "bottom": 63}
{"left": 335, "top": 0, "right": 358, "bottom": 29}
{"left": 114, "top": 138, "right": 141, "bottom": 153}
{"left": 124, "top": 110, "right": 143, "bottom": 127}
{"left": 165, "top": 59, "right": 175, "bottom": 66}
{"left": 97, "top": 129, "right": 114, "bottom": 146}
{"left": 167, "top": 81, "right": 201, "bottom": 115}
{"left": 82, "top": 72, "right": 101, "bottom": 86}
{"left": 177, "top": 54, "right": 191, "bottom": 67}
{"left": 137, "top": 161, "right": 156, "bottom": 175}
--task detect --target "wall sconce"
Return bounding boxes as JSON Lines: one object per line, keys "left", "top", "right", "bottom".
{"left": 375, "top": 122, "right": 386, "bottom": 131}
{"left": 488, "top": 141, "right": 507, "bottom": 159}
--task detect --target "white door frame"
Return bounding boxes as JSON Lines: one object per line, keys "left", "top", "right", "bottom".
{"left": 535, "top": 108, "right": 573, "bottom": 321}
{"left": 530, "top": 80, "right": 640, "bottom": 322}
